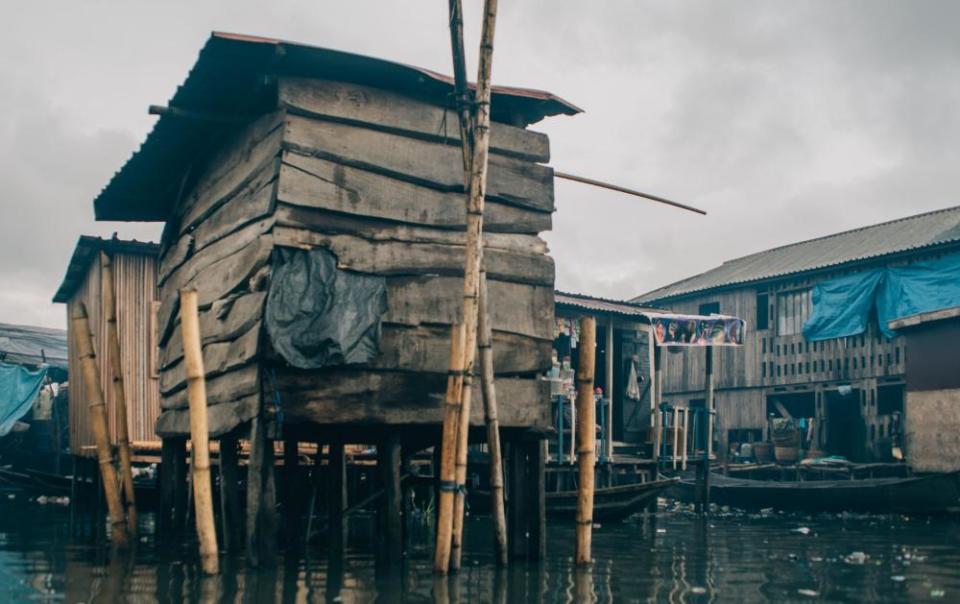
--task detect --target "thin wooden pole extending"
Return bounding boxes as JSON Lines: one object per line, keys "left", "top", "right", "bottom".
{"left": 436, "top": 0, "right": 500, "bottom": 575}
{"left": 179, "top": 288, "right": 219, "bottom": 575}
{"left": 434, "top": 322, "right": 466, "bottom": 573}
{"left": 71, "top": 303, "right": 128, "bottom": 549}
{"left": 554, "top": 171, "right": 706, "bottom": 215}
{"left": 574, "top": 316, "right": 597, "bottom": 566}
{"left": 478, "top": 273, "right": 508, "bottom": 566}
{"left": 100, "top": 251, "right": 138, "bottom": 535}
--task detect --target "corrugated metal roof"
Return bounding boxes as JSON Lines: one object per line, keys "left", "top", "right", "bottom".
{"left": 53, "top": 236, "right": 159, "bottom": 304}
{"left": 635, "top": 205, "right": 960, "bottom": 303}
{"left": 555, "top": 291, "right": 664, "bottom": 318}
{"left": 94, "top": 31, "right": 582, "bottom": 222}
{"left": 0, "top": 323, "right": 67, "bottom": 369}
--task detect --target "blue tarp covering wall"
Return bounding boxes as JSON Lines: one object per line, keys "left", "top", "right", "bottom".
{"left": 0, "top": 362, "right": 47, "bottom": 437}
{"left": 803, "top": 251, "right": 960, "bottom": 341}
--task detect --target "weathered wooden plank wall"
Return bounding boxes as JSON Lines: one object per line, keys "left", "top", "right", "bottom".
{"left": 67, "top": 251, "right": 160, "bottom": 454}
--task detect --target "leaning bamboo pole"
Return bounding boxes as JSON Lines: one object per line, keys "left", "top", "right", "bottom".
{"left": 435, "top": 0, "right": 500, "bottom": 575}
{"left": 179, "top": 288, "right": 219, "bottom": 575}
{"left": 100, "top": 251, "right": 138, "bottom": 535}
{"left": 434, "top": 322, "right": 466, "bottom": 573}
{"left": 575, "top": 316, "right": 597, "bottom": 566}
{"left": 71, "top": 303, "right": 128, "bottom": 548}
{"left": 478, "top": 273, "right": 508, "bottom": 566}
{"left": 446, "top": 0, "right": 507, "bottom": 570}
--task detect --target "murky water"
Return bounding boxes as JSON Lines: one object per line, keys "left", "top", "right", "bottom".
{"left": 2, "top": 490, "right": 960, "bottom": 603}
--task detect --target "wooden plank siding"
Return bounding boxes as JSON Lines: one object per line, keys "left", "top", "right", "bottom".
{"left": 67, "top": 252, "right": 160, "bottom": 456}
{"left": 152, "top": 75, "right": 555, "bottom": 436}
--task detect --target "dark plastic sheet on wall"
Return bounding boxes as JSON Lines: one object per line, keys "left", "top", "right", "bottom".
{"left": 265, "top": 248, "right": 387, "bottom": 369}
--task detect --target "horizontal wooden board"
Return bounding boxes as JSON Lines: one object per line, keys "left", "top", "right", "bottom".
{"left": 160, "top": 216, "right": 274, "bottom": 289}
{"left": 278, "top": 152, "right": 551, "bottom": 234}
{"left": 275, "top": 371, "right": 550, "bottom": 429}
{"left": 273, "top": 226, "right": 554, "bottom": 286}
{"left": 155, "top": 393, "right": 260, "bottom": 438}
{"left": 178, "top": 112, "right": 284, "bottom": 234}
{"left": 382, "top": 274, "right": 553, "bottom": 340}
{"left": 274, "top": 204, "right": 548, "bottom": 254}
{"left": 159, "top": 321, "right": 261, "bottom": 395}
{"left": 161, "top": 364, "right": 260, "bottom": 411}
{"left": 278, "top": 77, "right": 550, "bottom": 162}
{"left": 283, "top": 113, "right": 554, "bottom": 212}
{"left": 158, "top": 233, "right": 274, "bottom": 345}
{"left": 161, "top": 292, "right": 267, "bottom": 369}
{"left": 190, "top": 158, "right": 279, "bottom": 252}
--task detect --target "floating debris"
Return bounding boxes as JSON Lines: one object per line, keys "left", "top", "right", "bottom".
{"left": 798, "top": 589, "right": 819, "bottom": 597}
{"left": 891, "top": 576, "right": 906, "bottom": 582}
{"left": 793, "top": 527, "right": 812, "bottom": 535}
{"left": 844, "top": 551, "right": 868, "bottom": 565}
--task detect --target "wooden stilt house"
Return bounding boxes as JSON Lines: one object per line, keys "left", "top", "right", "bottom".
{"left": 53, "top": 235, "right": 161, "bottom": 457}
{"left": 90, "top": 32, "right": 580, "bottom": 558}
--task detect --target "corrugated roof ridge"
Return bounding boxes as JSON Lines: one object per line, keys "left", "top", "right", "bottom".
{"left": 636, "top": 203, "right": 960, "bottom": 302}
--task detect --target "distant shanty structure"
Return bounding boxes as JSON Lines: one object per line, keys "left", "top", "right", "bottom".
{"left": 90, "top": 32, "right": 580, "bottom": 560}
{"left": 53, "top": 236, "right": 160, "bottom": 457}
{"left": 635, "top": 205, "right": 960, "bottom": 466}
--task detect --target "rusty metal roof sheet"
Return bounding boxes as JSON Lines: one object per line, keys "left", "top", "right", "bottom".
{"left": 555, "top": 291, "right": 665, "bottom": 319}
{"left": 635, "top": 205, "right": 960, "bottom": 303}
{"left": 93, "top": 31, "right": 582, "bottom": 222}
{"left": 53, "top": 236, "right": 159, "bottom": 304}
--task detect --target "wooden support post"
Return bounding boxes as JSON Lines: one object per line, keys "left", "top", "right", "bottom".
{"left": 507, "top": 440, "right": 529, "bottom": 561}
{"left": 575, "top": 315, "right": 596, "bottom": 567}
{"left": 159, "top": 438, "right": 177, "bottom": 532}
{"left": 328, "top": 439, "right": 347, "bottom": 549}
{"left": 100, "top": 252, "right": 137, "bottom": 535}
{"left": 604, "top": 321, "right": 615, "bottom": 461}
{"left": 527, "top": 438, "right": 546, "bottom": 561}
{"left": 172, "top": 439, "right": 188, "bottom": 529}
{"left": 380, "top": 434, "right": 403, "bottom": 564}
{"left": 672, "top": 408, "right": 680, "bottom": 470}
{"left": 219, "top": 434, "right": 242, "bottom": 551}
{"left": 70, "top": 303, "right": 128, "bottom": 548}
{"left": 283, "top": 436, "right": 301, "bottom": 547}
{"left": 434, "top": 323, "right": 465, "bottom": 573}
{"left": 705, "top": 347, "right": 715, "bottom": 460}
{"left": 246, "top": 415, "right": 278, "bottom": 567}
{"left": 478, "top": 273, "right": 508, "bottom": 566}
{"left": 436, "top": 0, "right": 500, "bottom": 575}
{"left": 650, "top": 333, "right": 662, "bottom": 464}
{"left": 180, "top": 288, "right": 219, "bottom": 575}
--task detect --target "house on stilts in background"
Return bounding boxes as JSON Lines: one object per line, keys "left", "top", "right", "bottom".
{"left": 87, "top": 31, "right": 581, "bottom": 561}
{"left": 52, "top": 236, "right": 161, "bottom": 463}
{"left": 635, "top": 205, "right": 960, "bottom": 470}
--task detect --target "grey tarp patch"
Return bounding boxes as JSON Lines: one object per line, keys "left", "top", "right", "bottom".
{"left": 265, "top": 247, "right": 387, "bottom": 368}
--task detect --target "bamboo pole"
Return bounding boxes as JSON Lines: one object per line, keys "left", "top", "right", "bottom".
{"left": 575, "top": 316, "right": 597, "bottom": 566}
{"left": 446, "top": 0, "right": 508, "bottom": 570}
{"left": 71, "top": 303, "right": 128, "bottom": 548}
{"left": 100, "top": 251, "right": 138, "bottom": 535}
{"left": 436, "top": 0, "right": 500, "bottom": 575}
{"left": 179, "top": 288, "right": 220, "bottom": 575}
{"left": 434, "top": 322, "right": 466, "bottom": 573}
{"left": 478, "top": 273, "right": 508, "bottom": 566}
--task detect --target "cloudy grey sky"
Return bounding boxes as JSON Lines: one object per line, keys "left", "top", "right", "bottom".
{"left": 2, "top": 1, "right": 959, "bottom": 328}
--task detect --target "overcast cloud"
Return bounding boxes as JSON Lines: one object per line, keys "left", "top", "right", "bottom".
{"left": 2, "top": 1, "right": 958, "bottom": 328}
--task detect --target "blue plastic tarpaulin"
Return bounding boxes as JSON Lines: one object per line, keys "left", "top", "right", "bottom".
{"left": 0, "top": 362, "right": 47, "bottom": 437}
{"left": 803, "top": 251, "right": 960, "bottom": 341}
{"left": 803, "top": 270, "right": 884, "bottom": 342}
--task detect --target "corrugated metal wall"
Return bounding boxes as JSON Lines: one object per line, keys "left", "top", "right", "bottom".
{"left": 67, "top": 252, "right": 159, "bottom": 455}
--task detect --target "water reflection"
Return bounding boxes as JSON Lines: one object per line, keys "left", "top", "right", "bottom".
{"left": 2, "top": 497, "right": 960, "bottom": 602}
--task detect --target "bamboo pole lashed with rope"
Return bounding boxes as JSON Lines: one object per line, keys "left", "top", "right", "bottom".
{"left": 575, "top": 316, "right": 597, "bottom": 566}
{"left": 435, "top": 0, "right": 500, "bottom": 574}
{"left": 71, "top": 303, "right": 128, "bottom": 549}
{"left": 100, "top": 251, "right": 138, "bottom": 535}
{"left": 179, "top": 288, "right": 220, "bottom": 575}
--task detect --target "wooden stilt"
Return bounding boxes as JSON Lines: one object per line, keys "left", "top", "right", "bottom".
{"left": 527, "top": 438, "right": 546, "bottom": 561}
{"left": 283, "top": 436, "right": 301, "bottom": 547}
{"left": 380, "top": 434, "right": 403, "bottom": 563}
{"left": 507, "top": 439, "right": 529, "bottom": 561}
{"left": 99, "top": 251, "right": 138, "bottom": 535}
{"left": 172, "top": 439, "right": 188, "bottom": 529}
{"left": 159, "top": 439, "right": 176, "bottom": 532}
{"left": 70, "top": 303, "right": 128, "bottom": 548}
{"left": 434, "top": 323, "right": 466, "bottom": 573}
{"left": 575, "top": 315, "right": 597, "bottom": 566}
{"left": 246, "top": 414, "right": 278, "bottom": 567}
{"left": 328, "top": 439, "right": 347, "bottom": 549}
{"left": 479, "top": 272, "right": 508, "bottom": 566}
{"left": 179, "top": 288, "right": 219, "bottom": 575}
{"left": 219, "top": 434, "right": 242, "bottom": 551}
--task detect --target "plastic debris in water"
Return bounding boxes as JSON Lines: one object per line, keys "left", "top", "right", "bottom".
{"left": 891, "top": 576, "right": 905, "bottom": 582}
{"left": 798, "top": 589, "right": 819, "bottom": 597}
{"left": 844, "top": 551, "right": 868, "bottom": 565}
{"left": 931, "top": 589, "right": 945, "bottom": 598}
{"left": 793, "top": 527, "right": 812, "bottom": 535}
{"left": 690, "top": 587, "right": 706, "bottom": 595}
